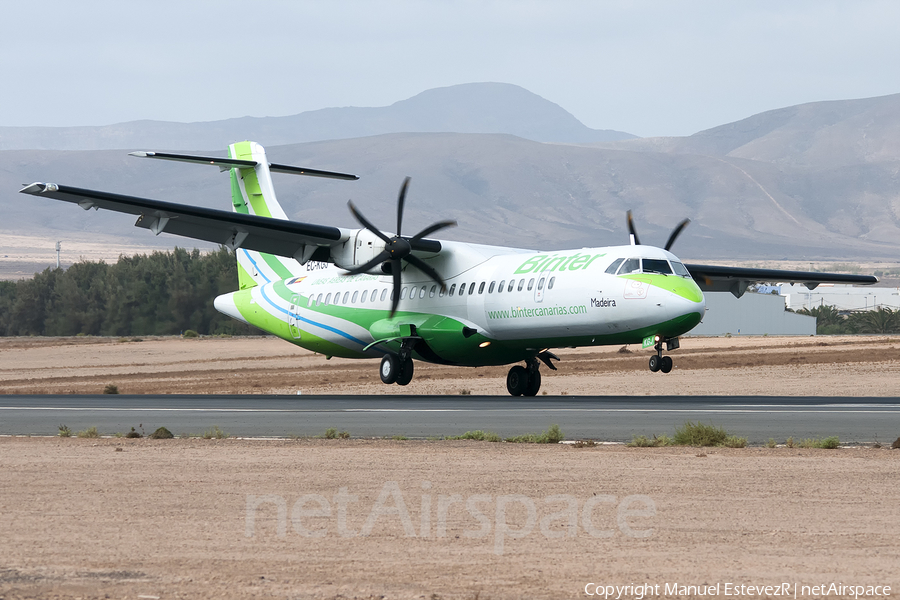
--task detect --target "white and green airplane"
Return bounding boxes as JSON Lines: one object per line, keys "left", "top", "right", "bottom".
{"left": 20, "top": 141, "right": 877, "bottom": 395}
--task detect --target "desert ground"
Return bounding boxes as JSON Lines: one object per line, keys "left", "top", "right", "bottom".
{"left": 1, "top": 335, "right": 899, "bottom": 599}
{"left": 2, "top": 334, "right": 900, "bottom": 396}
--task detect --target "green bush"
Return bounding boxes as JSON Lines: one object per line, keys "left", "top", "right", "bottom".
{"left": 506, "top": 424, "right": 564, "bottom": 444}
{"left": 448, "top": 430, "right": 501, "bottom": 442}
{"left": 58, "top": 424, "right": 72, "bottom": 437}
{"left": 149, "top": 427, "right": 174, "bottom": 439}
{"left": 799, "top": 436, "right": 840, "bottom": 449}
{"left": 77, "top": 426, "right": 100, "bottom": 438}
{"left": 125, "top": 427, "right": 142, "bottom": 438}
{"left": 722, "top": 436, "right": 748, "bottom": 448}
{"left": 673, "top": 422, "right": 728, "bottom": 447}
{"left": 766, "top": 438, "right": 777, "bottom": 448}
{"left": 627, "top": 434, "right": 673, "bottom": 447}
{"left": 103, "top": 384, "right": 119, "bottom": 395}
{"left": 182, "top": 329, "right": 199, "bottom": 338}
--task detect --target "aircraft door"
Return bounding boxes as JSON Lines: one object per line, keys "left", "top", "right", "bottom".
{"left": 288, "top": 294, "right": 302, "bottom": 339}
{"left": 534, "top": 269, "right": 551, "bottom": 303}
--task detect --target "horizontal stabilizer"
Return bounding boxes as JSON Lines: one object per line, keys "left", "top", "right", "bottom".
{"left": 129, "top": 150, "right": 358, "bottom": 180}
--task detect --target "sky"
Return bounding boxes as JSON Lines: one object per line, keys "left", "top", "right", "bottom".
{"left": 2, "top": 0, "right": 899, "bottom": 137}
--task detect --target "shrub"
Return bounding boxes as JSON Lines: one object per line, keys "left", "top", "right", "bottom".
{"left": 391, "top": 434, "right": 408, "bottom": 440}
{"left": 183, "top": 329, "right": 199, "bottom": 338}
{"left": 77, "top": 426, "right": 100, "bottom": 438}
{"left": 799, "top": 436, "right": 840, "bottom": 449}
{"left": 506, "top": 424, "right": 564, "bottom": 444}
{"left": 673, "top": 422, "right": 728, "bottom": 447}
{"left": 573, "top": 440, "right": 597, "bottom": 448}
{"left": 125, "top": 427, "right": 142, "bottom": 438}
{"left": 627, "top": 434, "right": 673, "bottom": 447}
{"left": 202, "top": 426, "right": 228, "bottom": 439}
{"left": 786, "top": 436, "right": 795, "bottom": 448}
{"left": 766, "top": 438, "right": 777, "bottom": 448}
{"left": 58, "top": 424, "right": 72, "bottom": 437}
{"left": 723, "top": 436, "right": 748, "bottom": 448}
{"left": 449, "top": 430, "right": 501, "bottom": 442}
{"left": 103, "top": 384, "right": 119, "bottom": 395}
{"left": 149, "top": 427, "right": 174, "bottom": 439}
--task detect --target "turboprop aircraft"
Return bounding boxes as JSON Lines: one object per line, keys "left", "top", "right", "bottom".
{"left": 19, "top": 141, "right": 878, "bottom": 395}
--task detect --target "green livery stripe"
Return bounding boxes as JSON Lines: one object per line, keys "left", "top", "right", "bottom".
{"left": 621, "top": 273, "right": 704, "bottom": 303}
{"left": 229, "top": 170, "right": 249, "bottom": 214}
{"left": 263, "top": 253, "right": 294, "bottom": 280}
{"left": 237, "top": 261, "right": 257, "bottom": 290}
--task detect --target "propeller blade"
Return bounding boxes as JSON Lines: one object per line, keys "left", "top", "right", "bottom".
{"left": 405, "top": 254, "right": 446, "bottom": 290}
{"left": 389, "top": 259, "right": 402, "bottom": 318}
{"left": 342, "top": 250, "right": 391, "bottom": 276}
{"left": 348, "top": 200, "right": 392, "bottom": 245}
{"left": 626, "top": 210, "right": 640, "bottom": 246}
{"left": 664, "top": 218, "right": 691, "bottom": 251}
{"left": 410, "top": 219, "right": 457, "bottom": 243}
{"left": 396, "top": 177, "right": 410, "bottom": 237}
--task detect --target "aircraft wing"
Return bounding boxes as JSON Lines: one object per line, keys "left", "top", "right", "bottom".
{"left": 19, "top": 182, "right": 350, "bottom": 261}
{"left": 685, "top": 263, "right": 879, "bottom": 297}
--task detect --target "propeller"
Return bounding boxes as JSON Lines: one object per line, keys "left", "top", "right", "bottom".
{"left": 626, "top": 210, "right": 690, "bottom": 251}
{"left": 344, "top": 177, "right": 456, "bottom": 317}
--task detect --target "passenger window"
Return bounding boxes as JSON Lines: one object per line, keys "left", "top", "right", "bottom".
{"left": 390, "top": 289, "right": 395, "bottom": 302}
{"left": 498, "top": 279, "right": 505, "bottom": 293}
{"left": 307, "top": 296, "right": 314, "bottom": 307}
{"left": 316, "top": 293, "right": 323, "bottom": 306}
{"left": 517, "top": 280, "right": 525, "bottom": 292}
{"left": 448, "top": 283, "right": 456, "bottom": 296}
{"left": 342, "top": 291, "right": 350, "bottom": 304}
{"left": 605, "top": 258, "right": 624, "bottom": 274}
{"left": 360, "top": 290, "right": 368, "bottom": 303}
{"left": 548, "top": 276, "right": 555, "bottom": 290}
{"left": 439, "top": 285, "right": 446, "bottom": 297}
{"left": 488, "top": 281, "right": 495, "bottom": 293}
{"left": 381, "top": 289, "right": 388, "bottom": 302}
{"left": 429, "top": 285, "right": 436, "bottom": 298}
{"left": 527, "top": 278, "right": 535, "bottom": 291}
{"left": 642, "top": 258, "right": 673, "bottom": 275}
{"left": 618, "top": 258, "right": 640, "bottom": 275}
{"left": 538, "top": 277, "right": 545, "bottom": 290}
{"left": 325, "top": 293, "right": 332, "bottom": 305}
{"left": 419, "top": 287, "right": 426, "bottom": 299}
{"left": 508, "top": 280, "right": 515, "bottom": 292}
{"left": 352, "top": 291, "right": 359, "bottom": 303}
{"left": 459, "top": 284, "right": 466, "bottom": 297}
{"left": 400, "top": 287, "right": 407, "bottom": 300}
{"left": 478, "top": 282, "right": 485, "bottom": 294}
{"left": 468, "top": 282, "right": 476, "bottom": 295}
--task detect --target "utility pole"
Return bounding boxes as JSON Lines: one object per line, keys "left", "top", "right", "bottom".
{"left": 55, "top": 241, "right": 61, "bottom": 269}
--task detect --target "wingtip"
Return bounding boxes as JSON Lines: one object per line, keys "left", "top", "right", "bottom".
{"left": 128, "top": 151, "right": 153, "bottom": 158}
{"left": 19, "top": 182, "right": 56, "bottom": 195}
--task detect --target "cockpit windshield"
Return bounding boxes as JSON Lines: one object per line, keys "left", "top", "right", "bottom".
{"left": 641, "top": 258, "right": 673, "bottom": 275}
{"left": 612, "top": 257, "right": 688, "bottom": 277}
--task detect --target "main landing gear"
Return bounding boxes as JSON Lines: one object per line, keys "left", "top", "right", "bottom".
{"left": 648, "top": 337, "right": 679, "bottom": 374}
{"left": 380, "top": 338, "right": 416, "bottom": 386}
{"left": 507, "top": 357, "right": 544, "bottom": 396}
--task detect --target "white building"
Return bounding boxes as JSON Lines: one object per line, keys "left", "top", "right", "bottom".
{"left": 688, "top": 291, "right": 815, "bottom": 336}
{"left": 779, "top": 284, "right": 900, "bottom": 312}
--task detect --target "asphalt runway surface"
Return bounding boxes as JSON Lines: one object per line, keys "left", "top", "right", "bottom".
{"left": 1, "top": 395, "right": 899, "bottom": 443}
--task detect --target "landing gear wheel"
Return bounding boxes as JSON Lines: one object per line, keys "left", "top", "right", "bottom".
{"left": 396, "top": 359, "right": 414, "bottom": 386}
{"left": 507, "top": 365, "right": 528, "bottom": 396}
{"left": 660, "top": 355, "right": 673, "bottom": 374}
{"left": 524, "top": 369, "right": 542, "bottom": 397}
{"left": 380, "top": 354, "right": 400, "bottom": 384}
{"left": 648, "top": 355, "right": 661, "bottom": 373}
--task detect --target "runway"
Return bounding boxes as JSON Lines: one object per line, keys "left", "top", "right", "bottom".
{"left": 1, "top": 395, "right": 898, "bottom": 443}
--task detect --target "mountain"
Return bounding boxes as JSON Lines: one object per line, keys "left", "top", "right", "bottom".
{"left": 0, "top": 83, "right": 635, "bottom": 151}
{"left": 3, "top": 89, "right": 900, "bottom": 265}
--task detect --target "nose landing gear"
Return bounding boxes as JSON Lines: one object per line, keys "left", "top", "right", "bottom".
{"left": 648, "top": 337, "right": 678, "bottom": 374}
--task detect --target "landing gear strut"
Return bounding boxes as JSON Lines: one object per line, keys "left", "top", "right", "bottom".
{"left": 507, "top": 358, "right": 542, "bottom": 396}
{"left": 380, "top": 339, "right": 416, "bottom": 386}
{"left": 648, "top": 337, "right": 677, "bottom": 374}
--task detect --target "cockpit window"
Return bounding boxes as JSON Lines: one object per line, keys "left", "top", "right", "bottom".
{"left": 642, "top": 259, "right": 673, "bottom": 275}
{"left": 605, "top": 258, "right": 624, "bottom": 275}
{"left": 617, "top": 258, "right": 641, "bottom": 275}
{"left": 671, "top": 261, "right": 691, "bottom": 277}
